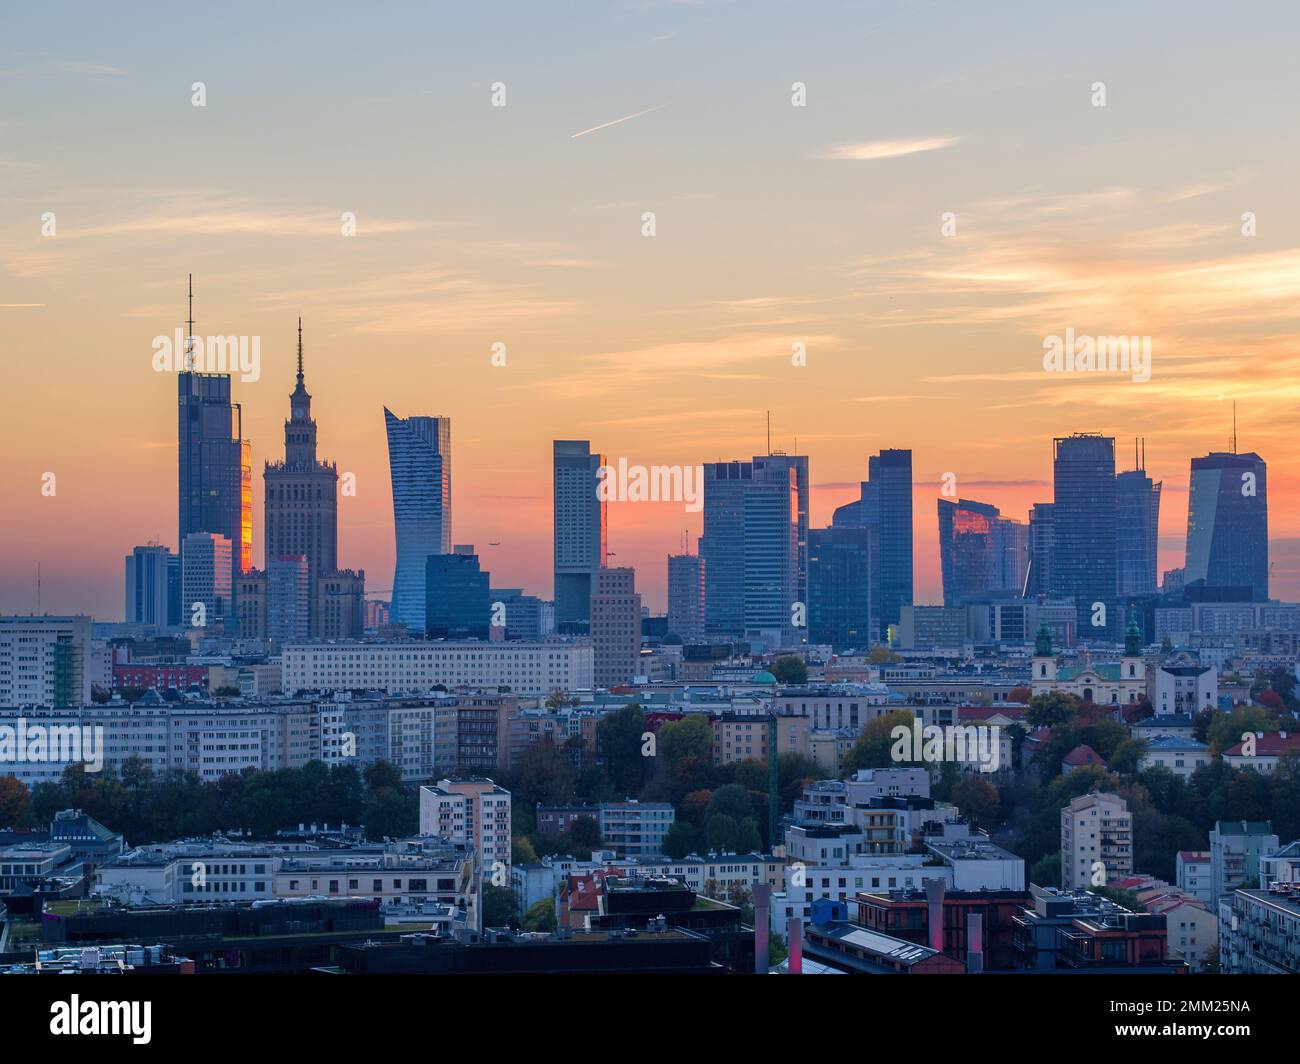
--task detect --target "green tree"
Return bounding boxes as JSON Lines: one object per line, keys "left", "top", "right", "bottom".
{"left": 662, "top": 820, "right": 695, "bottom": 859}
{"left": 770, "top": 655, "right": 808, "bottom": 684}
{"left": 1030, "top": 852, "right": 1061, "bottom": 888}
{"left": 1027, "top": 691, "right": 1079, "bottom": 730}
{"left": 522, "top": 898, "right": 556, "bottom": 932}
{"left": 363, "top": 787, "right": 418, "bottom": 840}
{"left": 842, "top": 710, "right": 919, "bottom": 774}
{"left": 951, "top": 774, "right": 1000, "bottom": 830}
{"left": 510, "top": 740, "right": 578, "bottom": 806}
{"left": 513, "top": 835, "right": 539, "bottom": 865}
{"left": 706, "top": 783, "right": 757, "bottom": 824}
{"left": 706, "top": 813, "right": 740, "bottom": 851}
{"left": 659, "top": 714, "right": 714, "bottom": 770}
{"left": 0, "top": 775, "right": 33, "bottom": 828}
{"left": 596, "top": 703, "right": 650, "bottom": 795}
{"left": 482, "top": 883, "right": 517, "bottom": 927}
{"left": 1108, "top": 738, "right": 1148, "bottom": 776}
{"left": 568, "top": 814, "right": 601, "bottom": 848}
{"left": 1206, "top": 705, "right": 1280, "bottom": 754}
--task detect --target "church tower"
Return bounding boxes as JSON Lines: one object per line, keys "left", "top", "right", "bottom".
{"left": 1031, "top": 617, "right": 1057, "bottom": 689}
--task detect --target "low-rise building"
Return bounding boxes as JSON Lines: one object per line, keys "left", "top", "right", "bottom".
{"left": 1139, "top": 734, "right": 1213, "bottom": 779}
{"left": 1176, "top": 850, "right": 1213, "bottom": 906}
{"left": 1210, "top": 820, "right": 1279, "bottom": 903}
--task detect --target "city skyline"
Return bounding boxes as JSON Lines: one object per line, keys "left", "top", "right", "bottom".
{"left": 5, "top": 3, "right": 1300, "bottom": 619}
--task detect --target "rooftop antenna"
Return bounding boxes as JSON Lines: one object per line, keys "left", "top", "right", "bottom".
{"left": 766, "top": 411, "right": 771, "bottom": 456}
{"left": 185, "top": 273, "right": 195, "bottom": 371}
{"left": 1141, "top": 437, "right": 1146, "bottom": 471}
{"left": 297, "top": 316, "right": 304, "bottom": 382}
{"left": 36, "top": 562, "right": 40, "bottom": 614}
{"left": 1134, "top": 437, "right": 1139, "bottom": 471}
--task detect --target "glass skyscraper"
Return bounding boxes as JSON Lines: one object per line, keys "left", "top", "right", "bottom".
{"left": 807, "top": 526, "right": 874, "bottom": 649}
{"left": 553, "top": 440, "right": 607, "bottom": 628}
{"left": 1116, "top": 467, "right": 1161, "bottom": 598}
{"left": 178, "top": 370, "right": 252, "bottom": 614}
{"left": 753, "top": 452, "right": 810, "bottom": 609}
{"left": 937, "top": 498, "right": 1027, "bottom": 606}
{"left": 1051, "top": 434, "right": 1117, "bottom": 639}
{"left": 832, "top": 448, "right": 912, "bottom": 639}
{"left": 1027, "top": 502, "right": 1055, "bottom": 597}
{"left": 425, "top": 548, "right": 490, "bottom": 639}
{"left": 700, "top": 460, "right": 798, "bottom": 646}
{"left": 1185, "top": 451, "right": 1268, "bottom": 600}
{"left": 385, "top": 408, "right": 452, "bottom": 632}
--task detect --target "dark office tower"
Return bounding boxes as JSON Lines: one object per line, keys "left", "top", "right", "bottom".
{"left": 385, "top": 408, "right": 452, "bottom": 632}
{"left": 667, "top": 554, "right": 705, "bottom": 643}
{"left": 807, "top": 526, "right": 874, "bottom": 649}
{"left": 937, "top": 498, "right": 1026, "bottom": 606}
{"left": 1027, "top": 503, "right": 1055, "bottom": 597}
{"left": 124, "top": 545, "right": 179, "bottom": 628}
{"left": 425, "top": 546, "right": 491, "bottom": 639}
{"left": 753, "top": 453, "right": 810, "bottom": 609}
{"left": 264, "top": 321, "right": 339, "bottom": 635}
{"left": 591, "top": 566, "right": 642, "bottom": 687}
{"left": 553, "top": 440, "right": 607, "bottom": 627}
{"left": 177, "top": 282, "right": 253, "bottom": 622}
{"left": 700, "top": 461, "right": 798, "bottom": 645}
{"left": 1051, "top": 434, "right": 1118, "bottom": 639}
{"left": 1116, "top": 457, "right": 1161, "bottom": 598}
{"left": 1185, "top": 451, "right": 1268, "bottom": 601}
{"left": 832, "top": 449, "right": 912, "bottom": 639}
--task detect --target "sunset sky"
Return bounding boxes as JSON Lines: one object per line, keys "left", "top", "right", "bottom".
{"left": 3, "top": 1, "right": 1300, "bottom": 618}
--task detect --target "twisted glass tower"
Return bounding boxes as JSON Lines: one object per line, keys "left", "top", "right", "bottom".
{"left": 384, "top": 408, "right": 451, "bottom": 631}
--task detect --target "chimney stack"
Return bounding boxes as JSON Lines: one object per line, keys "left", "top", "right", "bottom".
{"left": 787, "top": 916, "right": 803, "bottom": 974}
{"left": 925, "top": 878, "right": 946, "bottom": 952}
{"left": 753, "top": 883, "right": 771, "bottom": 973}
{"left": 966, "top": 911, "right": 984, "bottom": 974}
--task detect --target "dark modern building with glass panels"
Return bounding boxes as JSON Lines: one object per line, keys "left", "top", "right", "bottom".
{"left": 1051, "top": 434, "right": 1117, "bottom": 639}
{"left": 832, "top": 448, "right": 912, "bottom": 640}
{"left": 1185, "top": 451, "right": 1268, "bottom": 601}
{"left": 1116, "top": 468, "right": 1161, "bottom": 598}
{"left": 425, "top": 549, "right": 490, "bottom": 639}
{"left": 178, "top": 370, "right": 252, "bottom": 625}
{"left": 807, "top": 526, "right": 874, "bottom": 649}
{"left": 553, "top": 440, "right": 607, "bottom": 629}
{"left": 937, "top": 498, "right": 1027, "bottom": 606}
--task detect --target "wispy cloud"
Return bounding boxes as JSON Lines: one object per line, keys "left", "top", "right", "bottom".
{"left": 820, "top": 135, "right": 961, "bottom": 162}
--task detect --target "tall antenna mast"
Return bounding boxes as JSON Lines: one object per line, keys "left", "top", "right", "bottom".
{"left": 36, "top": 562, "right": 41, "bottom": 614}
{"left": 766, "top": 411, "right": 771, "bottom": 456}
{"left": 185, "top": 273, "right": 195, "bottom": 371}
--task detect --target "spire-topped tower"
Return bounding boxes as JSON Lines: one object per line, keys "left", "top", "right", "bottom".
{"left": 263, "top": 317, "right": 343, "bottom": 637}
{"left": 285, "top": 318, "right": 316, "bottom": 465}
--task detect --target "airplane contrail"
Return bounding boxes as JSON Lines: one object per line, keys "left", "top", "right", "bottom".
{"left": 571, "top": 104, "right": 665, "bottom": 139}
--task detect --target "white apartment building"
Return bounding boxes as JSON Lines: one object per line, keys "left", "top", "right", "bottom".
{"left": 282, "top": 640, "right": 594, "bottom": 698}
{"left": 93, "top": 837, "right": 479, "bottom": 929}
{"left": 1060, "top": 792, "right": 1133, "bottom": 890}
{"left": 1151, "top": 660, "right": 1218, "bottom": 716}
{"left": 420, "top": 778, "right": 512, "bottom": 875}
{"left": 0, "top": 700, "right": 347, "bottom": 788}
{"left": 0, "top": 615, "right": 93, "bottom": 707}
